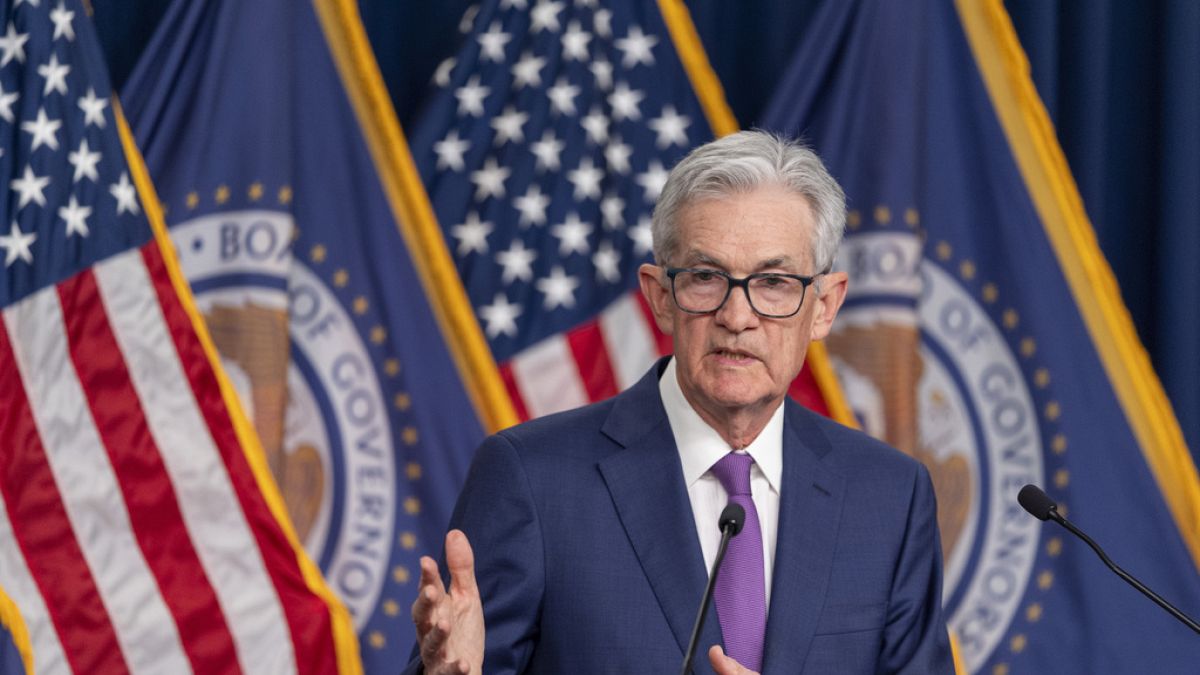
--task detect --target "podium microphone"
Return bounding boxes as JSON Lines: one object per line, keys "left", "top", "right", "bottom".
{"left": 1017, "top": 484, "right": 1200, "bottom": 635}
{"left": 681, "top": 503, "right": 745, "bottom": 675}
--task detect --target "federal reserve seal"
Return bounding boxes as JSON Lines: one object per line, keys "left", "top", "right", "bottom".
{"left": 171, "top": 208, "right": 396, "bottom": 629}
{"left": 829, "top": 218, "right": 1061, "bottom": 671}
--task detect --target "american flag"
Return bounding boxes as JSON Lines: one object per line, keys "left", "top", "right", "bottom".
{"left": 409, "top": 0, "right": 839, "bottom": 420}
{"left": 0, "top": 1, "right": 355, "bottom": 673}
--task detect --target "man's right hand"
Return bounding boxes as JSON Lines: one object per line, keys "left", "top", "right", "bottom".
{"left": 411, "top": 530, "right": 484, "bottom": 675}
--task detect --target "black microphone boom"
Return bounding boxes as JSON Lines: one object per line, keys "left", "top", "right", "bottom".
{"left": 1017, "top": 484, "right": 1200, "bottom": 635}
{"left": 680, "top": 503, "right": 745, "bottom": 675}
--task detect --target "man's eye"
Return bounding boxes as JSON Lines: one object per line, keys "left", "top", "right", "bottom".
{"left": 758, "top": 275, "right": 787, "bottom": 287}
{"left": 692, "top": 270, "right": 720, "bottom": 282}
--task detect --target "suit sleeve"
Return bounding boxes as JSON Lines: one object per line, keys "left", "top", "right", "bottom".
{"left": 402, "top": 432, "right": 545, "bottom": 675}
{"left": 881, "top": 463, "right": 955, "bottom": 673}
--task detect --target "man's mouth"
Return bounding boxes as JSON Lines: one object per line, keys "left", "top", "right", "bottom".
{"left": 711, "top": 348, "right": 758, "bottom": 363}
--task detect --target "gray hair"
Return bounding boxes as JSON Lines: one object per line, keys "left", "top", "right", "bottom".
{"left": 650, "top": 130, "right": 846, "bottom": 274}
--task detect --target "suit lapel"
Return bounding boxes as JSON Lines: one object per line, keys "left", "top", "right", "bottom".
{"left": 761, "top": 406, "right": 846, "bottom": 673}
{"left": 597, "top": 362, "right": 723, "bottom": 672}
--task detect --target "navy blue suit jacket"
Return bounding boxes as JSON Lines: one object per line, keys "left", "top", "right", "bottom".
{"left": 407, "top": 360, "right": 953, "bottom": 673}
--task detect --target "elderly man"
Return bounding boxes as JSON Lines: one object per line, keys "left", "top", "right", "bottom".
{"left": 407, "top": 131, "right": 953, "bottom": 674}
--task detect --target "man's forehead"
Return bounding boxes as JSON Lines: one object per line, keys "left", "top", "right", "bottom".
{"left": 677, "top": 248, "right": 808, "bottom": 272}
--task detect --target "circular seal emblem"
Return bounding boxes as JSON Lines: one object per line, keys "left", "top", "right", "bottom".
{"left": 171, "top": 209, "right": 396, "bottom": 629}
{"left": 829, "top": 227, "right": 1051, "bottom": 671}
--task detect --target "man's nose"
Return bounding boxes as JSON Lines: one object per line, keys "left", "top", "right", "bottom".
{"left": 715, "top": 285, "right": 758, "bottom": 331}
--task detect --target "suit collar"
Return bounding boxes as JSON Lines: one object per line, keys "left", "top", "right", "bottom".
{"left": 599, "top": 361, "right": 848, "bottom": 673}
{"left": 760, "top": 404, "right": 847, "bottom": 673}
{"left": 598, "top": 360, "right": 723, "bottom": 673}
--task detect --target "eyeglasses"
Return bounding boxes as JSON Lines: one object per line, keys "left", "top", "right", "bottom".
{"left": 664, "top": 267, "right": 822, "bottom": 318}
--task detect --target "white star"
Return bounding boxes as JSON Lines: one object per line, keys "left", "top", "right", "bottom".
{"left": 433, "top": 130, "right": 470, "bottom": 171}
{"left": 50, "top": 2, "right": 74, "bottom": 41}
{"left": 58, "top": 194, "right": 91, "bottom": 237}
{"left": 479, "top": 292, "right": 522, "bottom": 338}
{"left": 458, "top": 4, "right": 480, "bottom": 33}
{"left": 21, "top": 108, "right": 61, "bottom": 152}
{"left": 0, "top": 24, "right": 29, "bottom": 66}
{"left": 580, "top": 106, "right": 608, "bottom": 145}
{"left": 450, "top": 212, "right": 493, "bottom": 255}
{"left": 455, "top": 75, "right": 490, "bottom": 117}
{"left": 500, "top": 0, "right": 527, "bottom": 8}
{"left": 110, "top": 172, "right": 140, "bottom": 214}
{"left": 496, "top": 240, "right": 537, "bottom": 283}
{"left": 513, "top": 184, "right": 550, "bottom": 227}
{"left": 470, "top": 157, "right": 510, "bottom": 200}
{"left": 567, "top": 156, "right": 603, "bottom": 200}
{"left": 593, "top": 240, "right": 621, "bottom": 282}
{"left": 10, "top": 166, "right": 49, "bottom": 209}
{"left": 593, "top": 8, "right": 613, "bottom": 38}
{"left": 68, "top": 138, "right": 101, "bottom": 182}
{"left": 491, "top": 105, "right": 528, "bottom": 145}
{"left": 604, "top": 137, "right": 633, "bottom": 174}
{"left": 648, "top": 105, "right": 691, "bottom": 149}
{"left": 530, "top": 130, "right": 564, "bottom": 172}
{"left": 511, "top": 51, "right": 545, "bottom": 89}
{"left": 537, "top": 266, "right": 580, "bottom": 310}
{"left": 608, "top": 82, "right": 644, "bottom": 121}
{"left": 477, "top": 21, "right": 511, "bottom": 62}
{"left": 433, "top": 57, "right": 456, "bottom": 87}
{"left": 530, "top": 0, "right": 564, "bottom": 33}
{"left": 78, "top": 88, "right": 108, "bottom": 127}
{"left": 0, "top": 221, "right": 35, "bottom": 267}
{"left": 574, "top": 0, "right": 597, "bottom": 7}
{"left": 561, "top": 20, "right": 592, "bottom": 61}
{"left": 589, "top": 57, "right": 613, "bottom": 90}
{"left": 551, "top": 212, "right": 592, "bottom": 255}
{"left": 629, "top": 217, "right": 654, "bottom": 256}
{"left": 601, "top": 193, "right": 625, "bottom": 230}
{"left": 547, "top": 76, "right": 580, "bottom": 116}
{"left": 636, "top": 160, "right": 669, "bottom": 202}
{"left": 615, "top": 26, "right": 658, "bottom": 68}
{"left": 37, "top": 53, "right": 70, "bottom": 96}
{"left": 0, "top": 83, "right": 18, "bottom": 123}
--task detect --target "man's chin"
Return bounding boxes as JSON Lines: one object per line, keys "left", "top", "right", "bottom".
{"left": 696, "top": 382, "right": 776, "bottom": 413}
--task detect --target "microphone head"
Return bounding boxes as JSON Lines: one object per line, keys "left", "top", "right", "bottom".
{"left": 719, "top": 503, "right": 746, "bottom": 536}
{"left": 1018, "top": 484, "right": 1058, "bottom": 521}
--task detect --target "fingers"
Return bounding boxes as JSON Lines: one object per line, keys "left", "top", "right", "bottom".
{"left": 708, "top": 645, "right": 757, "bottom": 675}
{"left": 445, "top": 529, "right": 479, "bottom": 598}
{"left": 411, "top": 556, "right": 447, "bottom": 633}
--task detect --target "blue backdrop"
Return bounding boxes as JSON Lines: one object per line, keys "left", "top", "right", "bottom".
{"left": 90, "top": 0, "right": 1200, "bottom": 462}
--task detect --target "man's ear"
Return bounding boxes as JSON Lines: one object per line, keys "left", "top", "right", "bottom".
{"left": 638, "top": 263, "right": 675, "bottom": 336}
{"left": 809, "top": 270, "right": 848, "bottom": 341}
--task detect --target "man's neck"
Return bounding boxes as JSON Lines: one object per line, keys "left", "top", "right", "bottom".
{"left": 678, "top": 385, "right": 782, "bottom": 450}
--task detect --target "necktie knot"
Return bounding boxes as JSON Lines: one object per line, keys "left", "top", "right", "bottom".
{"left": 711, "top": 451, "right": 754, "bottom": 496}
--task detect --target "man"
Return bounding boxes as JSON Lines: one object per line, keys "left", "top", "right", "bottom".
{"left": 407, "top": 131, "right": 953, "bottom": 674}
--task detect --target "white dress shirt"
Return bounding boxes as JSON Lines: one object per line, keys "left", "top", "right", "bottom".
{"left": 658, "top": 357, "right": 783, "bottom": 607}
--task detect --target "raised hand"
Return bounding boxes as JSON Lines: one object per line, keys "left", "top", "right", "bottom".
{"left": 708, "top": 645, "right": 760, "bottom": 675}
{"left": 411, "top": 530, "right": 485, "bottom": 675}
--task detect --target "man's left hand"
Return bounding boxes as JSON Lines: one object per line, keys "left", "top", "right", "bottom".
{"left": 708, "top": 646, "right": 759, "bottom": 675}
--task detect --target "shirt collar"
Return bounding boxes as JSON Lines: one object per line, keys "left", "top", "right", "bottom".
{"left": 658, "top": 357, "right": 784, "bottom": 493}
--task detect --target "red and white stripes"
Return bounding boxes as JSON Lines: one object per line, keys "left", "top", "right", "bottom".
{"left": 501, "top": 291, "right": 669, "bottom": 420}
{"left": 0, "top": 243, "right": 341, "bottom": 674}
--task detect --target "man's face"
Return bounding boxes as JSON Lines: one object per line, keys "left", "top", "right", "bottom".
{"left": 639, "top": 186, "right": 847, "bottom": 423}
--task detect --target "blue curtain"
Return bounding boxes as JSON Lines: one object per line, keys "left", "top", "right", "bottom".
{"left": 91, "top": 0, "right": 1200, "bottom": 459}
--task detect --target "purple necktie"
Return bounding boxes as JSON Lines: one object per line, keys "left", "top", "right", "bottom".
{"left": 710, "top": 452, "right": 766, "bottom": 671}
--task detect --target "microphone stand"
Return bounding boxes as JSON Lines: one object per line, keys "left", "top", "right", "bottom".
{"left": 1049, "top": 509, "right": 1200, "bottom": 635}
{"left": 681, "top": 519, "right": 738, "bottom": 675}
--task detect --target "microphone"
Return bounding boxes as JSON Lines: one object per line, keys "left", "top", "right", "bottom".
{"left": 1017, "top": 484, "right": 1200, "bottom": 634}
{"left": 680, "top": 503, "right": 745, "bottom": 675}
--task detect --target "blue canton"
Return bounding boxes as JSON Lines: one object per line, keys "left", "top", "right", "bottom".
{"left": 409, "top": 0, "right": 714, "bottom": 362}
